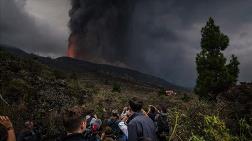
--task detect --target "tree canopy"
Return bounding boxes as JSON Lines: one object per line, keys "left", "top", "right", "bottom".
{"left": 195, "top": 17, "right": 240, "bottom": 100}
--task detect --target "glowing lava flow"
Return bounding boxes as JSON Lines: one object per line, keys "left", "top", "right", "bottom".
{"left": 67, "top": 34, "right": 77, "bottom": 58}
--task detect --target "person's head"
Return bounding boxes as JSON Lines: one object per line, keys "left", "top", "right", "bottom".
{"left": 24, "top": 120, "right": 34, "bottom": 130}
{"left": 86, "top": 109, "right": 95, "bottom": 117}
{"left": 128, "top": 97, "right": 143, "bottom": 112}
{"left": 111, "top": 110, "right": 119, "bottom": 120}
{"left": 92, "top": 119, "right": 102, "bottom": 133}
{"left": 123, "top": 107, "right": 128, "bottom": 112}
{"left": 62, "top": 106, "right": 86, "bottom": 134}
{"left": 103, "top": 112, "right": 110, "bottom": 119}
{"left": 148, "top": 105, "right": 156, "bottom": 114}
{"left": 103, "top": 126, "right": 113, "bottom": 136}
{"left": 158, "top": 104, "right": 167, "bottom": 113}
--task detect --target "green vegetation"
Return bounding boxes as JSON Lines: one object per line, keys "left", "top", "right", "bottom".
{"left": 112, "top": 83, "right": 121, "bottom": 93}
{"left": 195, "top": 17, "right": 240, "bottom": 100}
{"left": 192, "top": 115, "right": 237, "bottom": 141}
{"left": 238, "top": 118, "right": 251, "bottom": 141}
{"left": 158, "top": 88, "right": 166, "bottom": 96}
{"left": 181, "top": 93, "right": 192, "bottom": 102}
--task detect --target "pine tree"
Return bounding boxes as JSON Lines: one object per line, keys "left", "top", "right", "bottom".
{"left": 195, "top": 17, "right": 240, "bottom": 99}
{"left": 226, "top": 55, "right": 240, "bottom": 85}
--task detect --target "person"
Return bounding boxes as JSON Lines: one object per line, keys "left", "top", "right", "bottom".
{"left": 118, "top": 121, "right": 128, "bottom": 140}
{"left": 100, "top": 127, "right": 115, "bottom": 141}
{"left": 118, "top": 110, "right": 130, "bottom": 141}
{"left": 147, "top": 105, "right": 158, "bottom": 122}
{"left": 85, "top": 110, "right": 97, "bottom": 128}
{"left": 107, "top": 112, "right": 120, "bottom": 136}
{"left": 57, "top": 107, "right": 87, "bottom": 141}
{"left": 83, "top": 110, "right": 102, "bottom": 141}
{"left": 101, "top": 112, "right": 111, "bottom": 128}
{"left": 127, "top": 97, "right": 157, "bottom": 141}
{"left": 0, "top": 125, "right": 7, "bottom": 141}
{"left": 17, "top": 120, "right": 41, "bottom": 141}
{"left": 0, "top": 116, "right": 16, "bottom": 141}
{"left": 120, "top": 107, "right": 128, "bottom": 118}
{"left": 155, "top": 105, "right": 170, "bottom": 141}
{"left": 107, "top": 111, "right": 126, "bottom": 141}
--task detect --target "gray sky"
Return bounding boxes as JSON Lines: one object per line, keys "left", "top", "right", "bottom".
{"left": 25, "top": 0, "right": 70, "bottom": 34}
{"left": 0, "top": 0, "right": 70, "bottom": 57}
{"left": 0, "top": 0, "right": 252, "bottom": 87}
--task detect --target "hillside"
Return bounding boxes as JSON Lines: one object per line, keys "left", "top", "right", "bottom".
{"left": 0, "top": 45, "right": 251, "bottom": 140}
{"left": 0, "top": 45, "right": 191, "bottom": 138}
{"left": 0, "top": 44, "right": 187, "bottom": 91}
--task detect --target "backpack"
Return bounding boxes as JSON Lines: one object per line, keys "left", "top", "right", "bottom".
{"left": 156, "top": 113, "right": 170, "bottom": 136}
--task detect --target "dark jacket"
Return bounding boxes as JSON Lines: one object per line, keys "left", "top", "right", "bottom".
{"left": 147, "top": 113, "right": 157, "bottom": 122}
{"left": 57, "top": 133, "right": 87, "bottom": 141}
{"left": 128, "top": 113, "right": 157, "bottom": 141}
{"left": 17, "top": 130, "right": 40, "bottom": 141}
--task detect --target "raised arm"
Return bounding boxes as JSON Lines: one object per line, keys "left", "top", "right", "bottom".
{"left": 0, "top": 116, "right": 16, "bottom": 141}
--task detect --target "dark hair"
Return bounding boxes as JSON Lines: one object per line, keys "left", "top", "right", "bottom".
{"left": 62, "top": 107, "right": 85, "bottom": 132}
{"left": 112, "top": 113, "right": 119, "bottom": 119}
{"left": 138, "top": 137, "right": 152, "bottom": 141}
{"left": 149, "top": 105, "right": 156, "bottom": 114}
{"left": 103, "top": 112, "right": 111, "bottom": 119}
{"left": 86, "top": 109, "right": 95, "bottom": 116}
{"left": 104, "top": 126, "right": 113, "bottom": 135}
{"left": 128, "top": 97, "right": 143, "bottom": 112}
{"left": 158, "top": 104, "right": 167, "bottom": 113}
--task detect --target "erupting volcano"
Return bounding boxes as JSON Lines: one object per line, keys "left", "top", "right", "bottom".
{"left": 67, "top": 34, "right": 77, "bottom": 58}
{"left": 67, "top": 0, "right": 136, "bottom": 63}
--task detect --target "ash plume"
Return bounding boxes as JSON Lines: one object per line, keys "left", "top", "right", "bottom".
{"left": 68, "top": 0, "right": 136, "bottom": 64}
{"left": 68, "top": 0, "right": 197, "bottom": 87}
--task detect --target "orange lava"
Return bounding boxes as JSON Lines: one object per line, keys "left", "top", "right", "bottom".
{"left": 67, "top": 33, "right": 77, "bottom": 58}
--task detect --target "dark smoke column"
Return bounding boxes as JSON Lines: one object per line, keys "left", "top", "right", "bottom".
{"left": 68, "top": 0, "right": 136, "bottom": 64}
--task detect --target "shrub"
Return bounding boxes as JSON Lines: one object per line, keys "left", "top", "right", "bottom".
{"left": 191, "top": 115, "right": 238, "bottom": 141}
{"left": 112, "top": 83, "right": 121, "bottom": 93}
{"left": 181, "top": 93, "right": 192, "bottom": 102}
{"left": 53, "top": 69, "right": 67, "bottom": 79}
{"left": 158, "top": 88, "right": 166, "bottom": 96}
{"left": 2, "top": 79, "right": 29, "bottom": 104}
{"left": 238, "top": 118, "right": 251, "bottom": 141}
{"left": 189, "top": 134, "right": 206, "bottom": 141}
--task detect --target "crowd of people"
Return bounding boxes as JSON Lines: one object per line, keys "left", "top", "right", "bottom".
{"left": 0, "top": 97, "right": 170, "bottom": 141}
